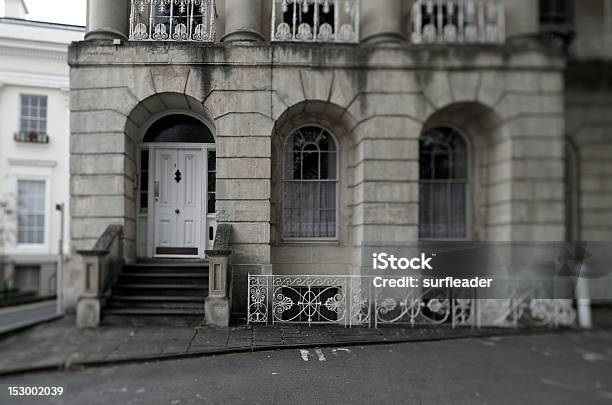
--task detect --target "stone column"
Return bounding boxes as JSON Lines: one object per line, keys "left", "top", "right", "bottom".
{"left": 222, "top": 0, "right": 264, "bottom": 42}
{"left": 85, "top": 0, "right": 130, "bottom": 40}
{"left": 504, "top": 0, "right": 539, "bottom": 38}
{"left": 360, "top": 0, "right": 406, "bottom": 44}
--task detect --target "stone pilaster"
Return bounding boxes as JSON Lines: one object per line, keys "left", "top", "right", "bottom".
{"left": 85, "top": 0, "right": 130, "bottom": 40}
{"left": 504, "top": 0, "right": 539, "bottom": 39}
{"left": 222, "top": 0, "right": 264, "bottom": 42}
{"left": 360, "top": 0, "right": 406, "bottom": 44}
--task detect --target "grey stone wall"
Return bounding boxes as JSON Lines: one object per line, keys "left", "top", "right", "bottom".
{"left": 567, "top": 63, "right": 612, "bottom": 241}
{"left": 67, "top": 40, "right": 568, "bottom": 313}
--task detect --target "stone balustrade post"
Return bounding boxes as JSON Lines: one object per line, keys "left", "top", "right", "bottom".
{"left": 222, "top": 0, "right": 264, "bottom": 42}
{"left": 205, "top": 224, "right": 232, "bottom": 327}
{"left": 361, "top": 0, "right": 406, "bottom": 44}
{"left": 503, "top": 0, "right": 539, "bottom": 39}
{"left": 85, "top": 0, "right": 130, "bottom": 40}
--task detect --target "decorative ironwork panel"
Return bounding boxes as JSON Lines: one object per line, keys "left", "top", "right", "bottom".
{"left": 272, "top": 276, "right": 347, "bottom": 325}
{"left": 247, "top": 275, "right": 269, "bottom": 324}
{"left": 247, "top": 275, "right": 577, "bottom": 329}
{"left": 412, "top": 0, "right": 505, "bottom": 44}
{"left": 129, "top": 0, "right": 216, "bottom": 42}
{"left": 272, "top": 0, "right": 359, "bottom": 43}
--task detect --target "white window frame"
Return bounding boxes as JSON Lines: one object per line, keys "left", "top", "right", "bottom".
{"left": 15, "top": 176, "right": 50, "bottom": 250}
{"left": 19, "top": 94, "right": 48, "bottom": 135}
{"left": 281, "top": 124, "right": 340, "bottom": 242}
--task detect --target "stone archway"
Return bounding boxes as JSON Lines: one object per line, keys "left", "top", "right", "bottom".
{"left": 124, "top": 93, "right": 217, "bottom": 259}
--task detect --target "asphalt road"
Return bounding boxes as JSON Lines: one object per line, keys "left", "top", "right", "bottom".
{"left": 1, "top": 330, "right": 611, "bottom": 405}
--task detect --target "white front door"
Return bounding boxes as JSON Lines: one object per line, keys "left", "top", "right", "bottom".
{"left": 154, "top": 148, "right": 203, "bottom": 257}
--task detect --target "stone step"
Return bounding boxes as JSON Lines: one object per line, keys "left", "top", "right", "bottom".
{"left": 116, "top": 273, "right": 208, "bottom": 285}
{"left": 108, "top": 302, "right": 205, "bottom": 310}
{"left": 123, "top": 262, "right": 209, "bottom": 274}
{"left": 102, "top": 314, "right": 205, "bottom": 327}
{"left": 107, "top": 299, "right": 206, "bottom": 310}
{"left": 104, "top": 308, "right": 206, "bottom": 316}
{"left": 112, "top": 284, "right": 208, "bottom": 297}
{"left": 110, "top": 295, "right": 206, "bottom": 302}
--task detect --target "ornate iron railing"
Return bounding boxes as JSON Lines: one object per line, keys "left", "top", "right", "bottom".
{"left": 247, "top": 274, "right": 576, "bottom": 328}
{"left": 271, "top": 0, "right": 359, "bottom": 43}
{"left": 129, "top": 0, "right": 216, "bottom": 42}
{"left": 411, "top": 0, "right": 505, "bottom": 44}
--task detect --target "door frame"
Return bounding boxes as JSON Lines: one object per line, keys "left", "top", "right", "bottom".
{"left": 137, "top": 142, "right": 216, "bottom": 259}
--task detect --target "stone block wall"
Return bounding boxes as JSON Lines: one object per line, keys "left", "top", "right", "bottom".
{"left": 566, "top": 64, "right": 612, "bottom": 242}
{"left": 66, "top": 40, "right": 568, "bottom": 313}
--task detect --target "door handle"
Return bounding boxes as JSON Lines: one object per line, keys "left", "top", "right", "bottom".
{"left": 175, "top": 209, "right": 180, "bottom": 214}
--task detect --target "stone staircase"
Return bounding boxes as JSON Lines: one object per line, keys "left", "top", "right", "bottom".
{"left": 103, "top": 261, "right": 209, "bottom": 326}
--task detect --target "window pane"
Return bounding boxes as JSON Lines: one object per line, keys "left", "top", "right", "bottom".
{"left": 419, "top": 127, "right": 469, "bottom": 239}
{"left": 17, "top": 180, "right": 46, "bottom": 244}
{"left": 320, "top": 152, "right": 337, "bottom": 180}
{"left": 207, "top": 150, "right": 216, "bottom": 214}
{"left": 283, "top": 126, "right": 338, "bottom": 239}
{"left": 301, "top": 151, "right": 319, "bottom": 180}
{"left": 20, "top": 95, "right": 48, "bottom": 134}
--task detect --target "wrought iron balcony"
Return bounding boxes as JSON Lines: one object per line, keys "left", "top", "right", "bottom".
{"left": 272, "top": 0, "right": 359, "bottom": 43}
{"left": 129, "top": 0, "right": 216, "bottom": 42}
{"left": 412, "top": 0, "right": 505, "bottom": 44}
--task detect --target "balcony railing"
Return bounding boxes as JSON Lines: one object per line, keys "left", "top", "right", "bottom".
{"left": 14, "top": 132, "right": 49, "bottom": 144}
{"left": 412, "top": 0, "right": 505, "bottom": 44}
{"left": 129, "top": 0, "right": 216, "bottom": 42}
{"left": 272, "top": 0, "right": 359, "bottom": 43}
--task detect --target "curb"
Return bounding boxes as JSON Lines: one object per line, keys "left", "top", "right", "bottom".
{"left": 0, "top": 326, "right": 589, "bottom": 378}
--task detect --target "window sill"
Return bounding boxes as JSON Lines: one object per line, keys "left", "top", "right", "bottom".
{"left": 279, "top": 239, "right": 341, "bottom": 247}
{"left": 14, "top": 132, "right": 50, "bottom": 144}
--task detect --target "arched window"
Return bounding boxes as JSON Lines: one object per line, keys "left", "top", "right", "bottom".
{"left": 283, "top": 126, "right": 338, "bottom": 239}
{"left": 419, "top": 127, "right": 469, "bottom": 239}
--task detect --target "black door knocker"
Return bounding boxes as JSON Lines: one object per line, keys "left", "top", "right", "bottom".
{"left": 174, "top": 169, "right": 182, "bottom": 183}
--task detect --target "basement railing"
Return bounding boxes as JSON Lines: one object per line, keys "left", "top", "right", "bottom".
{"left": 129, "top": 0, "right": 216, "bottom": 42}
{"left": 247, "top": 274, "right": 577, "bottom": 328}
{"left": 412, "top": 0, "right": 505, "bottom": 44}
{"left": 272, "top": 0, "right": 360, "bottom": 43}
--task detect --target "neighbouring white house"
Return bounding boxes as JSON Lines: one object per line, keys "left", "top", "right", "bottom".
{"left": 0, "top": 0, "right": 84, "bottom": 301}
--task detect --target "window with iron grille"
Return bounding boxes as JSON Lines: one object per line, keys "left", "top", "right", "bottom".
{"left": 19, "top": 95, "right": 48, "bottom": 135}
{"left": 419, "top": 127, "right": 469, "bottom": 240}
{"left": 539, "top": 0, "right": 573, "bottom": 28}
{"left": 283, "top": 126, "right": 338, "bottom": 239}
{"left": 17, "top": 180, "right": 46, "bottom": 245}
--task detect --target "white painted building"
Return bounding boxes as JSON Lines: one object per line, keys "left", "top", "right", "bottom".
{"left": 0, "top": 0, "right": 84, "bottom": 299}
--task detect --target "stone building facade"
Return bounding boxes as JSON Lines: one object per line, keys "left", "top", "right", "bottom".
{"left": 66, "top": 0, "right": 612, "bottom": 319}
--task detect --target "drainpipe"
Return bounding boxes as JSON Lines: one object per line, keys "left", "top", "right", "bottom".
{"left": 56, "top": 203, "right": 65, "bottom": 316}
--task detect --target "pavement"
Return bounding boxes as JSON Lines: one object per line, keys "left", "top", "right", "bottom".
{"left": 0, "top": 300, "right": 58, "bottom": 335}
{"left": 0, "top": 316, "right": 568, "bottom": 377}
{"left": 1, "top": 330, "right": 611, "bottom": 404}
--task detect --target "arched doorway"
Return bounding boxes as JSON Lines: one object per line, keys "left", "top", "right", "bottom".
{"left": 137, "top": 113, "right": 216, "bottom": 259}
